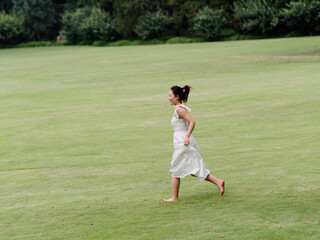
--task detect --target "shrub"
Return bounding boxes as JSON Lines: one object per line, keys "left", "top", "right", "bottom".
{"left": 134, "top": 11, "right": 173, "bottom": 40}
{"left": 16, "top": 41, "right": 54, "bottom": 47}
{"left": 76, "top": 41, "right": 93, "bottom": 46}
{"left": 280, "top": 0, "right": 320, "bottom": 35}
{"left": 61, "top": 7, "right": 117, "bottom": 43}
{"left": 106, "top": 40, "right": 138, "bottom": 47}
{"left": 283, "top": 32, "right": 304, "bottom": 38}
{"left": 61, "top": 7, "right": 90, "bottom": 43}
{"left": 14, "top": 41, "right": 69, "bottom": 48}
{"left": 144, "top": 39, "right": 164, "bottom": 45}
{"left": 221, "top": 28, "right": 237, "bottom": 38}
{"left": 193, "top": 6, "right": 225, "bottom": 41}
{"left": 223, "top": 34, "right": 262, "bottom": 41}
{"left": 166, "top": 37, "right": 205, "bottom": 44}
{"left": 93, "top": 40, "right": 108, "bottom": 47}
{"left": 233, "top": 0, "right": 279, "bottom": 37}
{"left": 81, "top": 8, "right": 117, "bottom": 41}
{"left": 0, "top": 11, "right": 24, "bottom": 44}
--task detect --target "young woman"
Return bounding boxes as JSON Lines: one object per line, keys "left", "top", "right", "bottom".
{"left": 164, "top": 85, "right": 225, "bottom": 202}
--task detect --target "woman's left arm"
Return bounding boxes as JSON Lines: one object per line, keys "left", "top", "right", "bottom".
{"left": 176, "top": 107, "right": 196, "bottom": 146}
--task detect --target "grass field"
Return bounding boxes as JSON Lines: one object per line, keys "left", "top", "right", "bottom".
{"left": 1, "top": 37, "right": 319, "bottom": 239}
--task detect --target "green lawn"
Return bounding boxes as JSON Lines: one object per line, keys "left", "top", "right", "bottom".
{"left": 1, "top": 37, "right": 319, "bottom": 239}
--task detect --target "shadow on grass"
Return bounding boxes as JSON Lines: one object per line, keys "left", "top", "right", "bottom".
{"left": 179, "top": 190, "right": 225, "bottom": 203}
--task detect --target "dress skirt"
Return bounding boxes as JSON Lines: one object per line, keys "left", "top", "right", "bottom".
{"left": 169, "top": 130, "right": 210, "bottom": 181}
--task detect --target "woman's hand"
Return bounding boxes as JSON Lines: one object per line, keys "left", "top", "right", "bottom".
{"left": 184, "top": 136, "right": 190, "bottom": 146}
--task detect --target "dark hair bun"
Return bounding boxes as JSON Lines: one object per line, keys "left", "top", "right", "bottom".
{"left": 171, "top": 85, "right": 192, "bottom": 103}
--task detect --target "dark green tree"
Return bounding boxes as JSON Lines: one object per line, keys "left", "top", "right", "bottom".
{"left": 0, "top": 11, "right": 25, "bottom": 44}
{"left": 233, "top": 0, "right": 279, "bottom": 37}
{"left": 89, "top": 0, "right": 114, "bottom": 12}
{"left": 134, "top": 10, "right": 173, "bottom": 40}
{"left": 273, "top": 0, "right": 291, "bottom": 9}
{"left": 171, "top": 0, "right": 232, "bottom": 36}
{"left": 0, "top": 0, "right": 13, "bottom": 13}
{"left": 280, "top": 0, "right": 320, "bottom": 35}
{"left": 13, "top": 0, "right": 57, "bottom": 40}
{"left": 193, "top": 6, "right": 225, "bottom": 40}
{"left": 61, "top": 7, "right": 117, "bottom": 42}
{"left": 113, "top": 0, "right": 158, "bottom": 38}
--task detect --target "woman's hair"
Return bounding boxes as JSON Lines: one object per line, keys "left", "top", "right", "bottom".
{"left": 171, "top": 85, "right": 192, "bottom": 103}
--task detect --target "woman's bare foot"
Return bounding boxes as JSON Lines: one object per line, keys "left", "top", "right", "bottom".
{"left": 219, "top": 180, "right": 225, "bottom": 196}
{"left": 163, "top": 197, "right": 178, "bottom": 202}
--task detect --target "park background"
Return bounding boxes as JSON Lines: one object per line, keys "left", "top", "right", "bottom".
{"left": 1, "top": 0, "right": 320, "bottom": 239}
{"left": 1, "top": 0, "right": 320, "bottom": 47}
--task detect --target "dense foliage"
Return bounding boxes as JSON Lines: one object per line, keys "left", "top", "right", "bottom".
{"left": 280, "top": 0, "right": 320, "bottom": 35}
{"left": 193, "top": 6, "right": 225, "bottom": 40}
{"left": 113, "top": 0, "right": 158, "bottom": 38}
{"left": 134, "top": 10, "right": 173, "bottom": 40}
{"left": 233, "top": 0, "right": 279, "bottom": 37}
{"left": 0, "top": 0, "right": 319, "bottom": 45}
{"left": 172, "top": 0, "right": 208, "bottom": 35}
{"left": 0, "top": 11, "right": 24, "bottom": 44}
{"left": 13, "top": 0, "right": 57, "bottom": 40}
{"left": 61, "top": 7, "right": 117, "bottom": 42}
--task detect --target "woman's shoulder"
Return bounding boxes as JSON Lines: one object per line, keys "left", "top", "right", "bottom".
{"left": 175, "top": 106, "right": 187, "bottom": 114}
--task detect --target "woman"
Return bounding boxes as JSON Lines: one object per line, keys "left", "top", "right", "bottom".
{"left": 164, "top": 85, "right": 225, "bottom": 202}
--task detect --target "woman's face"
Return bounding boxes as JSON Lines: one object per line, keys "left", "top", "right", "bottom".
{"left": 168, "top": 90, "right": 180, "bottom": 105}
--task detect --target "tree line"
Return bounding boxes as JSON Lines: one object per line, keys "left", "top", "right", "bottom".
{"left": 0, "top": 0, "right": 319, "bottom": 45}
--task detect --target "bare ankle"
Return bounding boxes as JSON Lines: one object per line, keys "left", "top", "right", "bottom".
{"left": 164, "top": 197, "right": 178, "bottom": 202}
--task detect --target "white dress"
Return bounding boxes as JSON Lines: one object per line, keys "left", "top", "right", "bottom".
{"left": 169, "top": 104, "right": 210, "bottom": 181}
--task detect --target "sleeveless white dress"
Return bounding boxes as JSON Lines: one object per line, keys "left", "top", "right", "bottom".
{"left": 169, "top": 104, "right": 210, "bottom": 181}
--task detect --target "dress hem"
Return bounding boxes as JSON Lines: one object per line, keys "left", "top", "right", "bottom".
{"left": 170, "top": 170, "right": 210, "bottom": 182}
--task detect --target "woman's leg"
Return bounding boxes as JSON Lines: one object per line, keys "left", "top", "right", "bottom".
{"left": 205, "top": 174, "right": 225, "bottom": 196}
{"left": 164, "top": 177, "right": 180, "bottom": 201}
